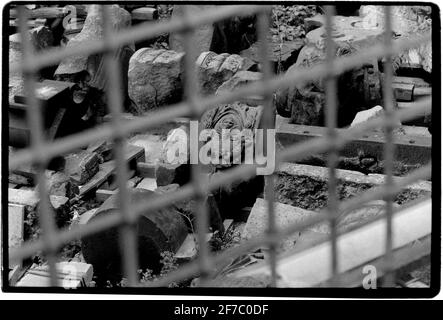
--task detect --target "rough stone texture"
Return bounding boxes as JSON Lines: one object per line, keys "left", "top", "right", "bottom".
{"left": 240, "top": 38, "right": 304, "bottom": 72}
{"left": 8, "top": 204, "right": 25, "bottom": 249}
{"left": 196, "top": 51, "right": 252, "bottom": 96}
{"left": 9, "top": 26, "right": 54, "bottom": 52}
{"left": 169, "top": 5, "right": 216, "bottom": 60}
{"left": 243, "top": 198, "right": 320, "bottom": 252}
{"left": 216, "top": 71, "right": 263, "bottom": 106}
{"left": 156, "top": 162, "right": 190, "bottom": 186}
{"left": 200, "top": 102, "right": 263, "bottom": 168}
{"left": 54, "top": 5, "right": 133, "bottom": 93}
{"left": 359, "top": 5, "right": 432, "bottom": 73}
{"left": 350, "top": 105, "right": 383, "bottom": 127}
{"left": 41, "top": 171, "right": 79, "bottom": 198}
{"left": 9, "top": 26, "right": 54, "bottom": 103}
{"left": 8, "top": 188, "right": 70, "bottom": 241}
{"left": 64, "top": 150, "right": 100, "bottom": 185}
{"left": 277, "top": 15, "right": 385, "bottom": 126}
{"left": 155, "top": 184, "right": 224, "bottom": 233}
{"left": 275, "top": 163, "right": 431, "bottom": 211}
{"left": 8, "top": 173, "right": 32, "bottom": 186}
{"left": 128, "top": 48, "right": 185, "bottom": 114}
{"left": 82, "top": 189, "right": 188, "bottom": 279}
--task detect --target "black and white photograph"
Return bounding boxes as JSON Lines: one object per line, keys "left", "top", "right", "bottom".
{"left": 1, "top": 1, "right": 438, "bottom": 301}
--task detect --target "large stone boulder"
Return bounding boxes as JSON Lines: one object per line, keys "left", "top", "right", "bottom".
{"left": 276, "top": 15, "right": 384, "bottom": 126}
{"left": 81, "top": 189, "right": 188, "bottom": 280}
{"left": 128, "top": 48, "right": 185, "bottom": 114}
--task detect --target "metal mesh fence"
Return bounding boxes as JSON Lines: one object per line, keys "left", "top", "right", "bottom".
{"left": 7, "top": 4, "right": 432, "bottom": 288}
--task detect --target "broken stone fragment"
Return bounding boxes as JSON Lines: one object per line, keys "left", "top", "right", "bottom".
{"left": 350, "top": 105, "right": 402, "bottom": 128}
{"left": 81, "top": 189, "right": 188, "bottom": 279}
{"left": 128, "top": 48, "right": 185, "bottom": 114}
{"left": 86, "top": 140, "right": 113, "bottom": 163}
{"left": 196, "top": 51, "right": 252, "bottom": 96}
{"left": 8, "top": 188, "right": 70, "bottom": 241}
{"left": 9, "top": 26, "right": 54, "bottom": 52}
{"left": 9, "top": 173, "right": 32, "bottom": 186}
{"left": 155, "top": 184, "right": 224, "bottom": 233}
{"left": 64, "top": 150, "right": 100, "bottom": 185}
{"left": 38, "top": 170, "right": 79, "bottom": 198}
{"left": 156, "top": 162, "right": 191, "bottom": 187}
{"left": 216, "top": 71, "right": 263, "bottom": 106}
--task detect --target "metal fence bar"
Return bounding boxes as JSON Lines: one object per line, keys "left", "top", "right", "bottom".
{"left": 256, "top": 9, "right": 278, "bottom": 287}
{"left": 17, "top": 5, "right": 59, "bottom": 286}
{"left": 102, "top": 4, "right": 139, "bottom": 287}
{"left": 324, "top": 5, "right": 339, "bottom": 286}
{"left": 9, "top": 99, "right": 432, "bottom": 265}
{"left": 9, "top": 34, "right": 430, "bottom": 171}
{"left": 181, "top": 6, "right": 213, "bottom": 284}
{"left": 381, "top": 6, "right": 396, "bottom": 287}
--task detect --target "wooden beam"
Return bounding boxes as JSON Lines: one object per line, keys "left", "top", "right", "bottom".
{"left": 233, "top": 199, "right": 431, "bottom": 287}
